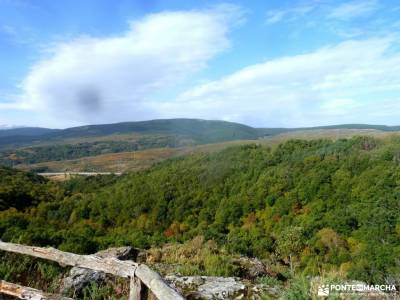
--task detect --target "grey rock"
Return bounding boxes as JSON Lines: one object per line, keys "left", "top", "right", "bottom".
{"left": 167, "top": 275, "right": 205, "bottom": 287}
{"left": 60, "top": 246, "right": 143, "bottom": 295}
{"left": 235, "top": 257, "right": 267, "bottom": 279}
{"left": 252, "top": 284, "right": 281, "bottom": 297}
{"left": 166, "top": 275, "right": 246, "bottom": 299}
{"left": 61, "top": 267, "right": 106, "bottom": 293}
{"left": 197, "top": 277, "right": 246, "bottom": 299}
{"left": 95, "top": 246, "right": 139, "bottom": 261}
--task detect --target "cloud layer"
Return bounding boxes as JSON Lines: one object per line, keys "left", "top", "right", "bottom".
{"left": 328, "top": 0, "right": 378, "bottom": 20}
{"left": 2, "top": 2, "right": 400, "bottom": 128}
{"left": 18, "top": 5, "right": 241, "bottom": 126}
{"left": 266, "top": 0, "right": 379, "bottom": 25}
{"left": 151, "top": 37, "right": 400, "bottom": 127}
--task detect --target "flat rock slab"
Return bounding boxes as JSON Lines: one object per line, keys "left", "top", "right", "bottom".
{"left": 166, "top": 275, "right": 246, "bottom": 299}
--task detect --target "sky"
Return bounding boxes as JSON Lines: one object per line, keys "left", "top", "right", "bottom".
{"left": 0, "top": 0, "right": 400, "bottom": 128}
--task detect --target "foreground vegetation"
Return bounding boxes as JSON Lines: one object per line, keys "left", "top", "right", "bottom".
{"left": 1, "top": 136, "right": 400, "bottom": 297}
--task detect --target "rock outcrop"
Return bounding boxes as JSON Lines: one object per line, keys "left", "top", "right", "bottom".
{"left": 60, "top": 267, "right": 106, "bottom": 294}
{"left": 60, "top": 247, "right": 281, "bottom": 299}
{"left": 166, "top": 275, "right": 246, "bottom": 299}
{"left": 60, "top": 246, "right": 142, "bottom": 295}
{"left": 166, "top": 275, "right": 280, "bottom": 299}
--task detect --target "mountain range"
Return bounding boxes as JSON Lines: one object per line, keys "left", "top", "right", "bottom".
{"left": 1, "top": 118, "right": 400, "bottom": 147}
{"left": 1, "top": 118, "right": 399, "bottom": 173}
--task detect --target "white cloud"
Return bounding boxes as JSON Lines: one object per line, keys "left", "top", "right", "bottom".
{"left": 0, "top": 25, "right": 36, "bottom": 45}
{"left": 266, "top": 0, "right": 380, "bottom": 25}
{"left": 328, "top": 0, "right": 378, "bottom": 20}
{"left": 2, "top": 3, "right": 399, "bottom": 129}
{"left": 12, "top": 5, "right": 242, "bottom": 127}
{"left": 266, "top": 4, "right": 316, "bottom": 24}
{"left": 265, "top": 10, "right": 287, "bottom": 24}
{"left": 0, "top": 102, "right": 28, "bottom": 110}
{"left": 149, "top": 37, "right": 400, "bottom": 127}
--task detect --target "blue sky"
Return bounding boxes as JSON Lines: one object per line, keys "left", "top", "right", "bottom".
{"left": 0, "top": 0, "right": 400, "bottom": 128}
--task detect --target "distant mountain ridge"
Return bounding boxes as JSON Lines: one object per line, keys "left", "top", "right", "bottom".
{"left": 1, "top": 119, "right": 400, "bottom": 148}
{"left": 0, "top": 119, "right": 258, "bottom": 147}
{"left": 0, "top": 127, "right": 59, "bottom": 138}
{"left": 46, "top": 119, "right": 259, "bottom": 141}
{"left": 299, "top": 124, "right": 400, "bottom": 131}
{"left": 0, "top": 125, "right": 19, "bottom": 130}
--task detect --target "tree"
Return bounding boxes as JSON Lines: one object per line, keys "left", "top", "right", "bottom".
{"left": 276, "top": 226, "right": 304, "bottom": 275}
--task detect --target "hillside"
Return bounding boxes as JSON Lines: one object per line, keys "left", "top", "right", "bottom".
{"left": 0, "top": 119, "right": 259, "bottom": 148}
{"left": 14, "top": 141, "right": 246, "bottom": 173}
{"left": 3, "top": 119, "right": 400, "bottom": 148}
{"left": 2, "top": 119, "right": 400, "bottom": 173}
{"left": 0, "top": 167, "right": 62, "bottom": 211}
{"left": 1, "top": 137, "right": 399, "bottom": 287}
{"left": 12, "top": 128, "right": 395, "bottom": 173}
{"left": 0, "top": 127, "right": 58, "bottom": 138}
{"left": 256, "top": 123, "right": 400, "bottom": 136}
{"left": 0, "top": 119, "right": 261, "bottom": 168}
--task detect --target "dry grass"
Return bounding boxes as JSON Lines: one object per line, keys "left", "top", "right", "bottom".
{"left": 145, "top": 236, "right": 240, "bottom": 277}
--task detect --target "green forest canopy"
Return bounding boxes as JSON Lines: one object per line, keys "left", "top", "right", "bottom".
{"left": 0, "top": 136, "right": 399, "bottom": 284}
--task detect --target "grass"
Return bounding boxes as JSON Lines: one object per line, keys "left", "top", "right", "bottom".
{"left": 0, "top": 251, "right": 131, "bottom": 299}
{"left": 0, "top": 252, "right": 65, "bottom": 292}
{"left": 146, "top": 236, "right": 241, "bottom": 277}
{"left": 77, "top": 279, "right": 129, "bottom": 300}
{"left": 257, "top": 276, "right": 283, "bottom": 287}
{"left": 280, "top": 276, "right": 311, "bottom": 300}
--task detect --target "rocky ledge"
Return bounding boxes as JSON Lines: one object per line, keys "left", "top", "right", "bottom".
{"left": 166, "top": 275, "right": 280, "bottom": 299}
{"left": 60, "top": 246, "right": 280, "bottom": 299}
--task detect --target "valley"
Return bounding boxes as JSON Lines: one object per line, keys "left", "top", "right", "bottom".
{"left": 1, "top": 119, "right": 400, "bottom": 298}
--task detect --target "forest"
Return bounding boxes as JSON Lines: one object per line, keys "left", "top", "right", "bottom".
{"left": 0, "top": 135, "right": 191, "bottom": 166}
{"left": 0, "top": 136, "right": 399, "bottom": 297}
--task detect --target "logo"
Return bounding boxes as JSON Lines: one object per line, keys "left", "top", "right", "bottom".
{"left": 317, "top": 285, "right": 330, "bottom": 296}
{"left": 314, "top": 282, "right": 397, "bottom": 298}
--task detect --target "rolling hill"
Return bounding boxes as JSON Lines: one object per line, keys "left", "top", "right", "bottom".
{"left": 0, "top": 127, "right": 58, "bottom": 138}
{"left": 1, "top": 118, "right": 400, "bottom": 172}
{"left": 2, "top": 119, "right": 400, "bottom": 148}
{"left": 0, "top": 119, "right": 259, "bottom": 148}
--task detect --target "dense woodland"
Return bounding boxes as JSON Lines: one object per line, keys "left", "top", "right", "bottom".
{"left": 0, "top": 137, "right": 399, "bottom": 289}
